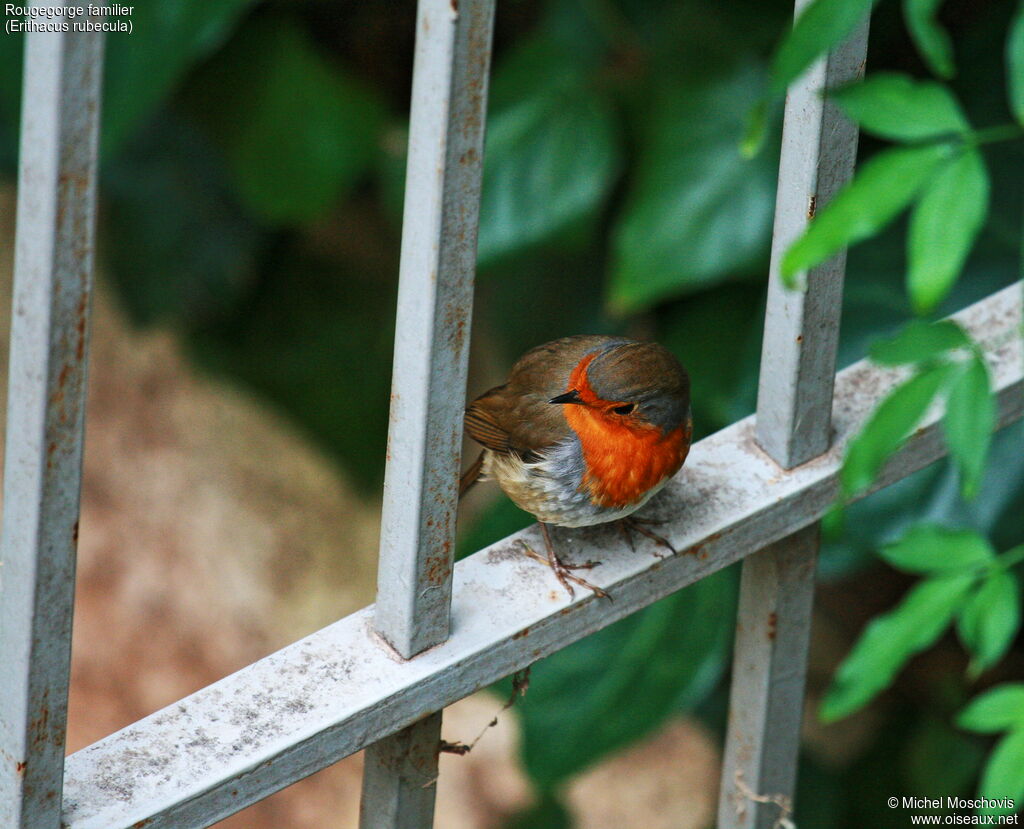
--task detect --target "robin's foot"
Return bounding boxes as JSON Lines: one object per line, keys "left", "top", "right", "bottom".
{"left": 519, "top": 523, "right": 610, "bottom": 600}
{"left": 618, "top": 516, "right": 677, "bottom": 558}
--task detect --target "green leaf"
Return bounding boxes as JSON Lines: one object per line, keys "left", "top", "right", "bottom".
{"left": 513, "top": 569, "right": 737, "bottom": 785}
{"left": 101, "top": 0, "right": 259, "bottom": 155}
{"left": 841, "top": 362, "right": 953, "bottom": 498}
{"left": 904, "top": 0, "right": 955, "bottom": 79}
{"left": 1008, "top": 1, "right": 1024, "bottom": 125}
{"left": 944, "top": 354, "right": 995, "bottom": 499}
{"left": 958, "top": 570, "right": 1021, "bottom": 675}
{"left": 740, "top": 97, "right": 770, "bottom": 159}
{"left": 478, "top": 36, "right": 620, "bottom": 267}
{"left": 908, "top": 149, "right": 989, "bottom": 315}
{"left": 741, "top": 0, "right": 876, "bottom": 155}
{"left": 820, "top": 573, "right": 975, "bottom": 722}
{"left": 782, "top": 143, "right": 952, "bottom": 285}
{"left": 831, "top": 73, "right": 967, "bottom": 141}
{"left": 869, "top": 320, "right": 970, "bottom": 366}
{"left": 609, "top": 61, "right": 777, "bottom": 312}
{"left": 978, "top": 728, "right": 1024, "bottom": 812}
{"left": 188, "top": 17, "right": 386, "bottom": 225}
{"left": 957, "top": 684, "right": 1024, "bottom": 733}
{"left": 880, "top": 524, "right": 994, "bottom": 574}
{"left": 771, "top": 0, "right": 878, "bottom": 95}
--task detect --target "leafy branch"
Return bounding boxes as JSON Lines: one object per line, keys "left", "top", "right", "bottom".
{"left": 761, "top": 0, "right": 1024, "bottom": 814}
{"left": 822, "top": 527, "right": 1023, "bottom": 721}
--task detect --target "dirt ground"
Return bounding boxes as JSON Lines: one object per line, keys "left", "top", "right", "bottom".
{"left": 0, "top": 184, "right": 721, "bottom": 828}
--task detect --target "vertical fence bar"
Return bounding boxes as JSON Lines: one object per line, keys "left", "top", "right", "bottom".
{"left": 361, "top": 0, "right": 494, "bottom": 825}
{"left": 374, "top": 0, "right": 495, "bottom": 663}
{"left": 360, "top": 712, "right": 444, "bottom": 828}
{"left": 0, "top": 7, "right": 104, "bottom": 828}
{"left": 755, "top": 18, "right": 869, "bottom": 468}
{"left": 718, "top": 7, "right": 869, "bottom": 828}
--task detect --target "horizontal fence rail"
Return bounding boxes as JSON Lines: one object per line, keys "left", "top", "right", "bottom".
{"left": 59, "top": 284, "right": 1022, "bottom": 828}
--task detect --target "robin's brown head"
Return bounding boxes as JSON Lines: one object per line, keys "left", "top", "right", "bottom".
{"left": 549, "top": 340, "right": 690, "bottom": 434}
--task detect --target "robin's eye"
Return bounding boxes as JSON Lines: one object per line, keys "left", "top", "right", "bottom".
{"left": 612, "top": 403, "right": 635, "bottom": 415}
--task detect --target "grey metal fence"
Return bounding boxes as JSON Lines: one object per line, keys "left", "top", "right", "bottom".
{"left": 0, "top": 2, "right": 1021, "bottom": 828}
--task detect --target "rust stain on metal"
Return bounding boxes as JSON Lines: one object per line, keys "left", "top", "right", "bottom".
{"left": 75, "top": 289, "right": 88, "bottom": 362}
{"left": 72, "top": 520, "right": 79, "bottom": 543}
{"left": 512, "top": 627, "right": 531, "bottom": 640}
{"left": 15, "top": 760, "right": 26, "bottom": 775}
{"left": 443, "top": 300, "right": 468, "bottom": 354}
{"left": 29, "top": 704, "right": 50, "bottom": 746}
{"left": 767, "top": 612, "right": 777, "bottom": 640}
{"left": 684, "top": 530, "right": 723, "bottom": 557}
{"left": 424, "top": 555, "right": 451, "bottom": 586}
{"left": 449, "top": 0, "right": 458, "bottom": 13}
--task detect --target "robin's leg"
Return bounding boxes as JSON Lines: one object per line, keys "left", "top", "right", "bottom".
{"left": 618, "top": 516, "right": 677, "bottom": 558}
{"left": 520, "top": 523, "right": 609, "bottom": 600}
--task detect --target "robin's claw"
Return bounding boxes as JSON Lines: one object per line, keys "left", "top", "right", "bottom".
{"left": 629, "top": 514, "right": 669, "bottom": 527}
{"left": 518, "top": 528, "right": 611, "bottom": 601}
{"left": 619, "top": 517, "right": 677, "bottom": 558}
{"left": 561, "top": 558, "right": 601, "bottom": 571}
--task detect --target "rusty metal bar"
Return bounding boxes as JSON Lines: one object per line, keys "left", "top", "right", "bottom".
{"left": 0, "top": 8, "right": 104, "bottom": 828}
{"left": 58, "top": 285, "right": 1021, "bottom": 828}
{"left": 719, "top": 9, "right": 870, "bottom": 828}
{"left": 718, "top": 527, "right": 819, "bottom": 829}
{"left": 755, "top": 11, "right": 869, "bottom": 467}
{"left": 374, "top": 0, "right": 495, "bottom": 667}
{"left": 362, "top": 0, "right": 494, "bottom": 824}
{"left": 360, "top": 713, "right": 443, "bottom": 828}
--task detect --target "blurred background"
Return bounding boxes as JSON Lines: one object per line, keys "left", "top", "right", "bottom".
{"left": 0, "top": 0, "right": 1021, "bottom": 826}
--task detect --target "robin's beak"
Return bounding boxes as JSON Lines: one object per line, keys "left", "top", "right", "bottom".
{"left": 549, "top": 389, "right": 583, "bottom": 405}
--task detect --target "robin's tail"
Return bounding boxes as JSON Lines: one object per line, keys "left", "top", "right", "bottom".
{"left": 459, "top": 451, "right": 484, "bottom": 499}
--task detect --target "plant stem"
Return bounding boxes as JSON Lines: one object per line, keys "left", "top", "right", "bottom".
{"left": 999, "top": 544, "right": 1024, "bottom": 570}
{"left": 970, "top": 124, "right": 1024, "bottom": 146}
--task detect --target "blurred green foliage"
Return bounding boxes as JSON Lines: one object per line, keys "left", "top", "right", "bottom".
{"left": 0, "top": 0, "right": 1021, "bottom": 826}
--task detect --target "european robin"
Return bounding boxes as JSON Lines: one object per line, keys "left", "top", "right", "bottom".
{"left": 460, "top": 335, "right": 692, "bottom": 598}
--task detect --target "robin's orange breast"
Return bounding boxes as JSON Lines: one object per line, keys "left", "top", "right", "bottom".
{"left": 563, "top": 403, "right": 691, "bottom": 509}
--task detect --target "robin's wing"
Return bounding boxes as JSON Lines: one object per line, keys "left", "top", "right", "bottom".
{"left": 464, "top": 335, "right": 623, "bottom": 458}
{"left": 464, "top": 385, "right": 569, "bottom": 458}
{"left": 464, "top": 395, "right": 513, "bottom": 452}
